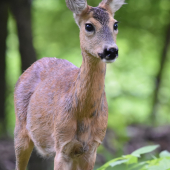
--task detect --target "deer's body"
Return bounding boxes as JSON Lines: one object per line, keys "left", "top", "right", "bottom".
{"left": 14, "top": 0, "right": 125, "bottom": 169}
{"left": 15, "top": 56, "right": 107, "bottom": 169}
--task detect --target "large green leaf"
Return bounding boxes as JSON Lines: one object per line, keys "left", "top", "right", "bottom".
{"left": 131, "top": 145, "right": 159, "bottom": 157}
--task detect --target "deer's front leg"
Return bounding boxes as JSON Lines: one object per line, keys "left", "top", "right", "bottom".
{"left": 54, "top": 153, "right": 71, "bottom": 170}
{"left": 54, "top": 152, "right": 97, "bottom": 170}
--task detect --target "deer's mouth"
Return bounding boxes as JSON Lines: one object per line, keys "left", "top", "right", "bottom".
{"left": 100, "top": 57, "right": 118, "bottom": 63}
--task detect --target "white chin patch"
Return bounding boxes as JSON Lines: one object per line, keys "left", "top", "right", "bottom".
{"left": 102, "top": 58, "right": 117, "bottom": 63}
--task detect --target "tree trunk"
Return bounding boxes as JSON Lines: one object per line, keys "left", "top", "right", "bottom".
{"left": 150, "top": 22, "right": 170, "bottom": 124}
{"left": 0, "top": 1, "right": 8, "bottom": 136}
{"left": 10, "top": 0, "right": 36, "bottom": 72}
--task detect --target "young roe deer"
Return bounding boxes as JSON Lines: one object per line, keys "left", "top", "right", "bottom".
{"left": 14, "top": 0, "right": 125, "bottom": 169}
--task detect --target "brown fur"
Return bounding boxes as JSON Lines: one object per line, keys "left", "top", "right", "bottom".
{"left": 14, "top": 0, "right": 125, "bottom": 169}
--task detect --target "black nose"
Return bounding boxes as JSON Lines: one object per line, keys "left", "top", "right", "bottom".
{"left": 104, "top": 48, "right": 118, "bottom": 60}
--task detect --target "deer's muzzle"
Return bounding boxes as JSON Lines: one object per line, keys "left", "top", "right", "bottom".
{"left": 98, "top": 47, "right": 118, "bottom": 63}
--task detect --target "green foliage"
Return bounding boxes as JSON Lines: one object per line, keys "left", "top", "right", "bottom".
{"left": 97, "top": 145, "right": 170, "bottom": 170}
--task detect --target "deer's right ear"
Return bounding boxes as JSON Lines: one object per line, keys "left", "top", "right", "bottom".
{"left": 66, "top": 0, "right": 88, "bottom": 14}
{"left": 99, "top": 0, "right": 125, "bottom": 15}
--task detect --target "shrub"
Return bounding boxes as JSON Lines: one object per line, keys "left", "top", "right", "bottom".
{"left": 97, "top": 145, "right": 170, "bottom": 170}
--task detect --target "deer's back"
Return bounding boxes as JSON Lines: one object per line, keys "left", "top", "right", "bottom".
{"left": 14, "top": 57, "right": 79, "bottom": 123}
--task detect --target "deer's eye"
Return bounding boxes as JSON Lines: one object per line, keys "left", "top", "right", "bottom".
{"left": 85, "top": 24, "right": 95, "bottom": 32}
{"left": 114, "top": 22, "right": 119, "bottom": 30}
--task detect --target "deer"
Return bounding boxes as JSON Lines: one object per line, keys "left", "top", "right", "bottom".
{"left": 14, "top": 0, "right": 125, "bottom": 169}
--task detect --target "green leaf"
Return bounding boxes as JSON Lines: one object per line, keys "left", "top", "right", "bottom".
{"left": 128, "top": 161, "right": 147, "bottom": 170}
{"left": 131, "top": 145, "right": 159, "bottom": 157}
{"left": 146, "top": 158, "right": 160, "bottom": 165}
{"left": 96, "top": 157, "right": 124, "bottom": 170}
{"left": 127, "top": 155, "right": 138, "bottom": 164}
{"left": 159, "top": 158, "right": 170, "bottom": 170}
{"left": 147, "top": 158, "right": 170, "bottom": 170}
{"left": 122, "top": 155, "right": 138, "bottom": 164}
{"left": 160, "top": 151, "right": 170, "bottom": 158}
{"left": 110, "top": 159, "right": 128, "bottom": 167}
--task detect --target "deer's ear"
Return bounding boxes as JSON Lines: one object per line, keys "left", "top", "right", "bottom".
{"left": 66, "top": 0, "right": 88, "bottom": 14}
{"left": 99, "top": 0, "right": 125, "bottom": 15}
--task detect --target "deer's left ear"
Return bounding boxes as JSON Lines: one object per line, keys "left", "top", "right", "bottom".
{"left": 99, "top": 0, "right": 125, "bottom": 15}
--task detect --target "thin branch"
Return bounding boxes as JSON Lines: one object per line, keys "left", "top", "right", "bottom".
{"left": 150, "top": 21, "right": 170, "bottom": 124}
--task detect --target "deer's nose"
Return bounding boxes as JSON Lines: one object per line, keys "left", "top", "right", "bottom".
{"left": 104, "top": 48, "right": 118, "bottom": 60}
{"left": 98, "top": 47, "right": 119, "bottom": 62}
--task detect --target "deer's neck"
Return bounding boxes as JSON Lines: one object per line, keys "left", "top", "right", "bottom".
{"left": 73, "top": 52, "right": 106, "bottom": 118}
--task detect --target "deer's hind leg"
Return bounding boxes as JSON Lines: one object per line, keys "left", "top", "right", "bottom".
{"left": 14, "top": 124, "right": 34, "bottom": 170}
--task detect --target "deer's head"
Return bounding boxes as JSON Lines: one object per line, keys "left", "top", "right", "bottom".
{"left": 66, "top": 0, "right": 125, "bottom": 63}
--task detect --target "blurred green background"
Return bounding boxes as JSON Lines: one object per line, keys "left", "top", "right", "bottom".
{"left": 0, "top": 0, "right": 170, "bottom": 169}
